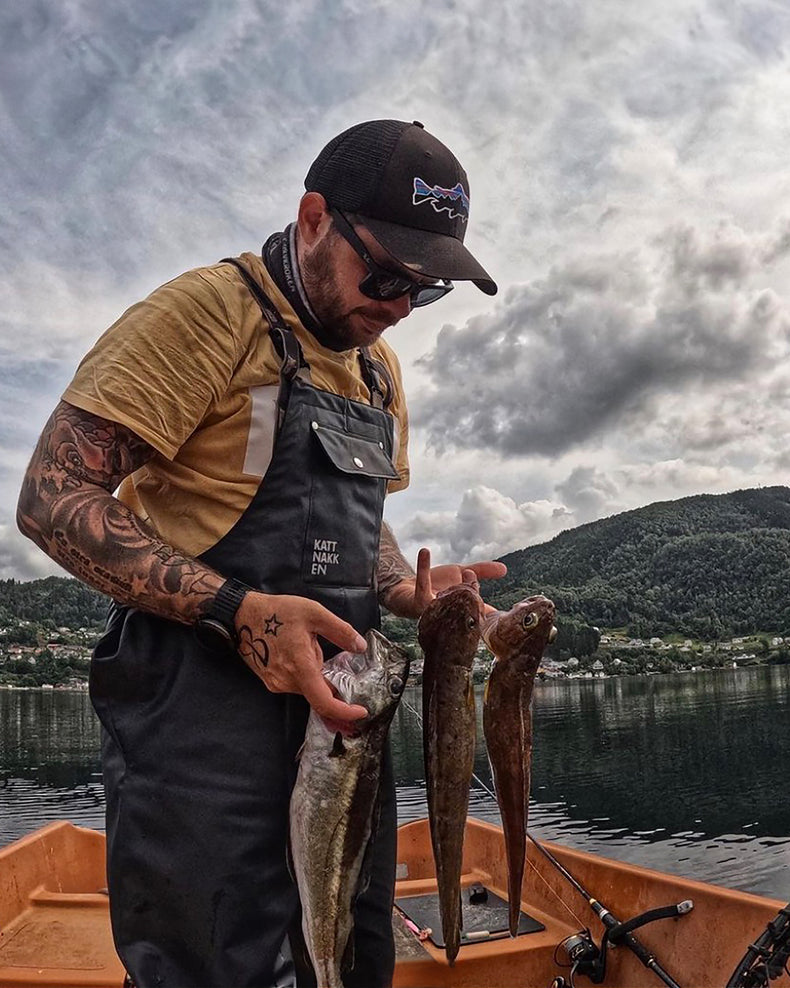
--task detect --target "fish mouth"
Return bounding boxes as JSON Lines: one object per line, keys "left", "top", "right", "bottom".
{"left": 480, "top": 612, "right": 499, "bottom": 650}
{"left": 481, "top": 610, "right": 558, "bottom": 649}
{"left": 320, "top": 630, "right": 409, "bottom": 728}
{"left": 323, "top": 647, "right": 369, "bottom": 707}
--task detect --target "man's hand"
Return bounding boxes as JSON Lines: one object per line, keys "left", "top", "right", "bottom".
{"left": 235, "top": 591, "right": 369, "bottom": 724}
{"left": 382, "top": 548, "right": 507, "bottom": 619}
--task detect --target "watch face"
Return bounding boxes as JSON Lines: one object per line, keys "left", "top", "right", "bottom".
{"left": 194, "top": 618, "right": 235, "bottom": 652}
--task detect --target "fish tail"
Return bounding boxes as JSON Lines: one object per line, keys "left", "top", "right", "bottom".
{"left": 436, "top": 849, "right": 463, "bottom": 963}
{"left": 445, "top": 916, "right": 461, "bottom": 965}
{"left": 501, "top": 811, "right": 526, "bottom": 936}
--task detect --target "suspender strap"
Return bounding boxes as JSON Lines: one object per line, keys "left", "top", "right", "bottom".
{"left": 220, "top": 257, "right": 305, "bottom": 382}
{"left": 357, "top": 348, "right": 394, "bottom": 410}
{"left": 221, "top": 257, "right": 392, "bottom": 412}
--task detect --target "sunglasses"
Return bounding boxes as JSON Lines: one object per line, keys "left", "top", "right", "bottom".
{"left": 330, "top": 209, "right": 454, "bottom": 308}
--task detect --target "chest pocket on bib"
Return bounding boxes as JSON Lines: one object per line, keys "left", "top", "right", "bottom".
{"left": 303, "top": 420, "right": 399, "bottom": 589}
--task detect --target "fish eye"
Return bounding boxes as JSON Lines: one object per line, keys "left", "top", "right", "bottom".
{"left": 521, "top": 612, "right": 539, "bottom": 630}
{"left": 389, "top": 676, "right": 404, "bottom": 697}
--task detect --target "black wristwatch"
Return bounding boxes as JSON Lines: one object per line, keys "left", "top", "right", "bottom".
{"left": 194, "top": 578, "right": 251, "bottom": 651}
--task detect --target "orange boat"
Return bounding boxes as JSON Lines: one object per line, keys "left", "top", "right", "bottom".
{"left": 1, "top": 817, "right": 788, "bottom": 988}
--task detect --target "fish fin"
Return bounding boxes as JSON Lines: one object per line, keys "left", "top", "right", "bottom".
{"left": 294, "top": 739, "right": 306, "bottom": 763}
{"left": 340, "top": 925, "right": 355, "bottom": 975}
{"left": 329, "top": 731, "right": 346, "bottom": 758}
{"left": 285, "top": 833, "right": 295, "bottom": 883}
{"left": 465, "top": 678, "right": 476, "bottom": 712}
{"left": 355, "top": 792, "right": 382, "bottom": 899}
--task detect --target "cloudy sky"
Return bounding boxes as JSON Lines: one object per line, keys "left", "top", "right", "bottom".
{"left": 3, "top": 0, "right": 790, "bottom": 580}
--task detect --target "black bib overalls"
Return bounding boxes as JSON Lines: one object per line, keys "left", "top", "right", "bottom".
{"left": 90, "top": 266, "right": 401, "bottom": 988}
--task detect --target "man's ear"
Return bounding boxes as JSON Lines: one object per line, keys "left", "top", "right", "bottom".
{"left": 297, "top": 192, "right": 332, "bottom": 247}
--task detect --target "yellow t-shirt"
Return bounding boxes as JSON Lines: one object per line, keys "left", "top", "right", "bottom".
{"left": 62, "top": 252, "right": 410, "bottom": 558}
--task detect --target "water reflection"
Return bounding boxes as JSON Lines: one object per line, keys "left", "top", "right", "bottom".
{"left": 528, "top": 667, "right": 790, "bottom": 840}
{"left": 0, "top": 689, "right": 105, "bottom": 839}
{"left": 2, "top": 666, "right": 790, "bottom": 898}
{"left": 392, "top": 666, "right": 790, "bottom": 898}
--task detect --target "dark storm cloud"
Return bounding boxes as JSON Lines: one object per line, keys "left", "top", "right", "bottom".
{"left": 412, "top": 225, "right": 789, "bottom": 457}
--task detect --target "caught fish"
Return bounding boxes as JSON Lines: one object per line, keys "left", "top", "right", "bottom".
{"left": 482, "top": 595, "right": 557, "bottom": 936}
{"left": 418, "top": 583, "right": 485, "bottom": 964}
{"left": 289, "top": 629, "right": 409, "bottom": 988}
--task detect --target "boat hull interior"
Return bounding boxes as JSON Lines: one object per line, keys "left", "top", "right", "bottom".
{"left": 0, "top": 818, "right": 786, "bottom": 988}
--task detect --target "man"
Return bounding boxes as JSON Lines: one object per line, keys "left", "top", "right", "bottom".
{"left": 17, "top": 119, "right": 504, "bottom": 987}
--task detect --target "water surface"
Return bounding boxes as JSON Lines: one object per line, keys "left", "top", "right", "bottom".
{"left": 2, "top": 666, "right": 789, "bottom": 899}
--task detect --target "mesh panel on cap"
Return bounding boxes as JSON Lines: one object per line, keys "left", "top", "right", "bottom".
{"left": 304, "top": 120, "right": 409, "bottom": 212}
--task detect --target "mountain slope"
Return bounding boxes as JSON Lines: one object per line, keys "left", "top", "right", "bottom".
{"left": 483, "top": 486, "right": 790, "bottom": 638}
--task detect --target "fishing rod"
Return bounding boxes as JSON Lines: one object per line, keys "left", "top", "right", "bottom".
{"left": 400, "top": 696, "right": 690, "bottom": 988}
{"left": 726, "top": 902, "right": 790, "bottom": 988}
{"left": 528, "top": 836, "right": 690, "bottom": 988}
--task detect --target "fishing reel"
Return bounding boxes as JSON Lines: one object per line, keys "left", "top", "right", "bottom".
{"left": 552, "top": 930, "right": 605, "bottom": 986}
{"left": 551, "top": 900, "right": 693, "bottom": 988}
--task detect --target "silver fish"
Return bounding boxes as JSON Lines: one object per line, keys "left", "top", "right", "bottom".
{"left": 289, "top": 629, "right": 410, "bottom": 988}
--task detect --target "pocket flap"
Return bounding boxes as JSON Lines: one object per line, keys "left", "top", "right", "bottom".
{"left": 311, "top": 422, "right": 400, "bottom": 480}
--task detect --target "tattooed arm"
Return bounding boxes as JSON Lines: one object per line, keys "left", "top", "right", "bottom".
{"left": 16, "top": 400, "right": 367, "bottom": 722}
{"left": 377, "top": 520, "right": 416, "bottom": 608}
{"left": 16, "top": 400, "right": 225, "bottom": 623}
{"left": 377, "top": 521, "right": 508, "bottom": 618}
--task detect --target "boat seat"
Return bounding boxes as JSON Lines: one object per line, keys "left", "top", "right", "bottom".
{"left": 0, "top": 886, "right": 124, "bottom": 988}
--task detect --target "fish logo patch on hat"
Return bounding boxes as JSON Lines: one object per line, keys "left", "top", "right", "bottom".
{"left": 412, "top": 178, "right": 470, "bottom": 222}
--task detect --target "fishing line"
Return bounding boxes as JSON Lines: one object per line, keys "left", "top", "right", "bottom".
{"left": 399, "top": 693, "right": 689, "bottom": 988}
{"left": 399, "top": 695, "right": 586, "bottom": 927}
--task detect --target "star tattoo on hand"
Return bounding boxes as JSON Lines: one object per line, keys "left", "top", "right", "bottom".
{"left": 264, "top": 614, "right": 283, "bottom": 636}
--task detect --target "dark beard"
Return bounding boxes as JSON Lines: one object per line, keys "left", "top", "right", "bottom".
{"left": 300, "top": 233, "right": 399, "bottom": 352}
{"left": 299, "top": 233, "right": 361, "bottom": 351}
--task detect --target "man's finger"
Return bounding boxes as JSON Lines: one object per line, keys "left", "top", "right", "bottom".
{"left": 303, "top": 670, "right": 368, "bottom": 723}
{"left": 466, "top": 561, "right": 507, "bottom": 580}
{"left": 461, "top": 567, "right": 480, "bottom": 591}
{"left": 309, "top": 602, "right": 367, "bottom": 654}
{"left": 415, "top": 547, "right": 433, "bottom": 603}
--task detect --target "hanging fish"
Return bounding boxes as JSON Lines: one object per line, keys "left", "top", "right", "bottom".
{"left": 418, "top": 583, "right": 485, "bottom": 964}
{"left": 482, "top": 595, "right": 557, "bottom": 936}
{"left": 289, "top": 629, "right": 409, "bottom": 988}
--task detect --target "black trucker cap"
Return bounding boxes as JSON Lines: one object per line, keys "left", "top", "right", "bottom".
{"left": 304, "top": 119, "right": 497, "bottom": 296}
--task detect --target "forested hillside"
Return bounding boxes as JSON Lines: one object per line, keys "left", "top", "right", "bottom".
{"left": 0, "top": 576, "right": 108, "bottom": 631}
{"left": 482, "top": 486, "right": 790, "bottom": 638}
{"left": 5, "top": 486, "right": 790, "bottom": 644}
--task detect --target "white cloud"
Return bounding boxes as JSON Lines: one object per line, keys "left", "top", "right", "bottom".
{"left": 400, "top": 485, "right": 574, "bottom": 563}
{"left": 4, "top": 0, "right": 790, "bottom": 578}
{"left": 411, "top": 221, "right": 790, "bottom": 461}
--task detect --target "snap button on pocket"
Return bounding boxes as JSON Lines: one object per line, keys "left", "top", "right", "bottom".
{"left": 353, "top": 457, "right": 364, "bottom": 468}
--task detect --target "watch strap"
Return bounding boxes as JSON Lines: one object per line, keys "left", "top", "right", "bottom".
{"left": 207, "top": 579, "right": 252, "bottom": 638}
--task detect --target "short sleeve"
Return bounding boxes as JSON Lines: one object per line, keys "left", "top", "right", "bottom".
{"left": 62, "top": 269, "right": 244, "bottom": 459}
